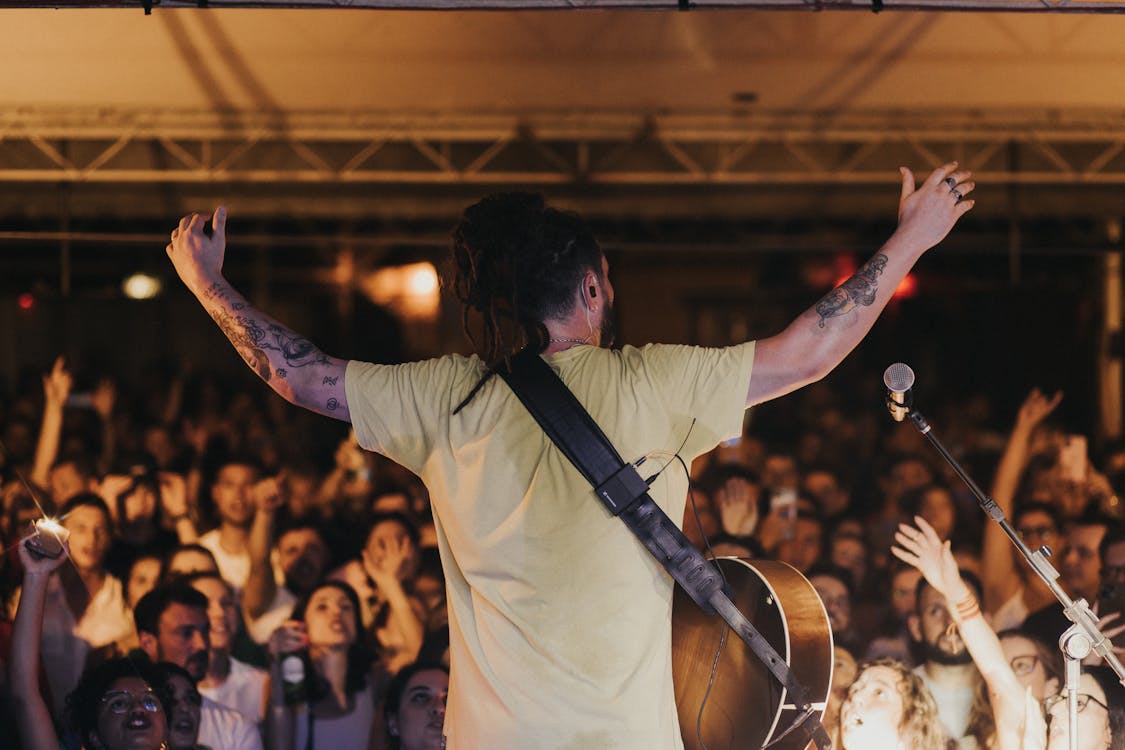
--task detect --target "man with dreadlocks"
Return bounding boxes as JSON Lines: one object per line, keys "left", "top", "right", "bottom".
{"left": 167, "top": 162, "right": 974, "bottom": 750}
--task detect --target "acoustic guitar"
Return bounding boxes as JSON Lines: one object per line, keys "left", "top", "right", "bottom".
{"left": 672, "top": 558, "right": 834, "bottom": 750}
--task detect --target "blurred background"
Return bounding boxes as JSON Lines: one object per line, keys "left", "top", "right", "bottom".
{"left": 2, "top": 7, "right": 1124, "bottom": 441}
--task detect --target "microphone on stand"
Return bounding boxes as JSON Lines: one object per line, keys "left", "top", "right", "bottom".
{"left": 883, "top": 363, "right": 915, "bottom": 422}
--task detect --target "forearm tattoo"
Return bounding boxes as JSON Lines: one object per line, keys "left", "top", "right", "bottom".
{"left": 814, "top": 253, "right": 888, "bottom": 328}
{"left": 204, "top": 282, "right": 328, "bottom": 384}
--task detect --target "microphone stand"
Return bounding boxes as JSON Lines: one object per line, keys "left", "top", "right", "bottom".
{"left": 886, "top": 396, "right": 1125, "bottom": 750}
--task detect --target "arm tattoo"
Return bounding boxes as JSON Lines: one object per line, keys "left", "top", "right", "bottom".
{"left": 323, "top": 376, "right": 338, "bottom": 386}
{"left": 326, "top": 398, "right": 339, "bottom": 411}
{"left": 207, "top": 301, "right": 330, "bottom": 386}
{"left": 814, "top": 253, "right": 888, "bottom": 328}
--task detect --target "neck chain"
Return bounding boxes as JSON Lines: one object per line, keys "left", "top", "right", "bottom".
{"left": 547, "top": 337, "right": 589, "bottom": 348}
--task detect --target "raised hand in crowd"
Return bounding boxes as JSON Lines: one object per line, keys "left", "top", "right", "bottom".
{"left": 244, "top": 472, "right": 288, "bottom": 620}
{"left": 983, "top": 388, "right": 1063, "bottom": 618}
{"left": 1083, "top": 607, "right": 1125, "bottom": 668}
{"left": 10, "top": 529, "right": 72, "bottom": 750}
{"left": 354, "top": 520, "right": 425, "bottom": 673}
{"left": 159, "top": 471, "right": 198, "bottom": 543}
{"left": 714, "top": 476, "right": 759, "bottom": 538}
{"left": 893, "top": 516, "right": 1046, "bottom": 750}
{"left": 29, "top": 356, "right": 72, "bottom": 490}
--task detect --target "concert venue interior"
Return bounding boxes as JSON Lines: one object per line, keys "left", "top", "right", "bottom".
{"left": 2, "top": 5, "right": 1125, "bottom": 750}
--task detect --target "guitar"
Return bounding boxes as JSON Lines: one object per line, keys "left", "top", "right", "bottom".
{"left": 672, "top": 558, "right": 834, "bottom": 750}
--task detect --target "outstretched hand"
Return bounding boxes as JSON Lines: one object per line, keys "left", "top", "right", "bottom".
{"left": 895, "top": 162, "right": 975, "bottom": 253}
{"left": 891, "top": 516, "right": 965, "bottom": 601}
{"left": 42, "top": 356, "right": 72, "bottom": 408}
{"left": 1015, "top": 388, "right": 1063, "bottom": 431}
{"left": 17, "top": 529, "right": 70, "bottom": 577}
{"left": 166, "top": 206, "right": 228, "bottom": 295}
{"left": 715, "top": 477, "right": 759, "bottom": 537}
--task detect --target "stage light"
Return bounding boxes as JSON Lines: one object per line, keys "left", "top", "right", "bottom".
{"left": 122, "top": 273, "right": 163, "bottom": 300}
{"left": 894, "top": 273, "right": 918, "bottom": 299}
{"left": 17, "top": 293, "right": 35, "bottom": 310}
{"left": 362, "top": 262, "right": 440, "bottom": 321}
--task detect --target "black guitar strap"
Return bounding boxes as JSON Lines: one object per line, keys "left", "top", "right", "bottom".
{"left": 496, "top": 348, "right": 831, "bottom": 750}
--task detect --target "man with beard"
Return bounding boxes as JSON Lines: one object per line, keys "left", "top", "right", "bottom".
{"left": 241, "top": 478, "right": 332, "bottom": 643}
{"left": 907, "top": 571, "right": 986, "bottom": 744}
{"left": 167, "top": 166, "right": 974, "bottom": 749}
{"left": 134, "top": 583, "right": 263, "bottom": 750}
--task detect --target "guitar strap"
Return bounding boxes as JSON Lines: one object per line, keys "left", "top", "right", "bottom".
{"left": 496, "top": 348, "right": 831, "bottom": 750}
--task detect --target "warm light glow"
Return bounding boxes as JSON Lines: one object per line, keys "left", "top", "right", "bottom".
{"left": 361, "top": 262, "right": 440, "bottom": 321}
{"left": 407, "top": 265, "right": 438, "bottom": 295}
{"left": 893, "top": 273, "right": 918, "bottom": 299}
{"left": 831, "top": 271, "right": 918, "bottom": 300}
{"left": 17, "top": 292, "right": 34, "bottom": 310}
{"left": 122, "top": 273, "right": 163, "bottom": 300}
{"left": 34, "top": 517, "right": 67, "bottom": 536}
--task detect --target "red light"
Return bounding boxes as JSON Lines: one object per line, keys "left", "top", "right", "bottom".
{"left": 17, "top": 293, "right": 34, "bottom": 310}
{"left": 893, "top": 273, "right": 918, "bottom": 299}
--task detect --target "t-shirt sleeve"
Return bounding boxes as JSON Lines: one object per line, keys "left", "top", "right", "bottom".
{"left": 344, "top": 356, "right": 477, "bottom": 473}
{"left": 636, "top": 341, "right": 755, "bottom": 460}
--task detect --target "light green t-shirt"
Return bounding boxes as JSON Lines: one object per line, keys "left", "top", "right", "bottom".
{"left": 346, "top": 342, "right": 755, "bottom": 750}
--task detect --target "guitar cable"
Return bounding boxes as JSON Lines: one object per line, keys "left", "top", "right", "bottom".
{"left": 637, "top": 418, "right": 732, "bottom": 750}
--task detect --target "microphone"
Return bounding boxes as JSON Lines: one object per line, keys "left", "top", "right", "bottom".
{"left": 883, "top": 363, "right": 915, "bottom": 422}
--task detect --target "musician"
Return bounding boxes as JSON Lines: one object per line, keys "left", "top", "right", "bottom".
{"left": 166, "top": 164, "right": 973, "bottom": 749}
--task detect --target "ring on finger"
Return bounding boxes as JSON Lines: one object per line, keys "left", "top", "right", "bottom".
{"left": 951, "top": 187, "right": 963, "bottom": 202}
{"left": 944, "top": 176, "right": 957, "bottom": 189}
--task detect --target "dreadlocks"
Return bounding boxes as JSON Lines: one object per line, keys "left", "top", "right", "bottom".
{"left": 448, "top": 192, "right": 604, "bottom": 368}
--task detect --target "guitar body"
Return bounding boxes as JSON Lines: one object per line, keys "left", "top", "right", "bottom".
{"left": 672, "top": 558, "right": 834, "bottom": 750}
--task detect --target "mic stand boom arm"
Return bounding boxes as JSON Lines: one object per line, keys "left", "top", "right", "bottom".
{"left": 889, "top": 397, "right": 1125, "bottom": 750}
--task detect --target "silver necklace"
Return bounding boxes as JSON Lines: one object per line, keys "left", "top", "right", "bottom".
{"left": 547, "top": 337, "right": 589, "bottom": 346}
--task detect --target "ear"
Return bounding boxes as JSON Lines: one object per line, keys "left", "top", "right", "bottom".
{"left": 907, "top": 614, "right": 921, "bottom": 643}
{"left": 581, "top": 269, "right": 599, "bottom": 309}
{"left": 138, "top": 630, "right": 159, "bottom": 661}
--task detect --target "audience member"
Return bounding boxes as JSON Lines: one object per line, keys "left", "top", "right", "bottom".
{"left": 134, "top": 583, "right": 263, "bottom": 750}
{"left": 837, "top": 657, "right": 946, "bottom": 750}
{"left": 10, "top": 493, "right": 134, "bottom": 716}
{"left": 383, "top": 661, "right": 449, "bottom": 750}
{"left": 266, "top": 580, "right": 378, "bottom": 750}
{"left": 185, "top": 571, "right": 269, "bottom": 725}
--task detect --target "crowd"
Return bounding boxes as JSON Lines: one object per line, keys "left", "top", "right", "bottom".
{"left": 0, "top": 349, "right": 1123, "bottom": 750}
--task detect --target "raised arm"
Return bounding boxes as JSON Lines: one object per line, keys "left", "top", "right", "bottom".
{"left": 747, "top": 163, "right": 974, "bottom": 407}
{"left": 30, "top": 357, "right": 71, "bottom": 490}
{"left": 981, "top": 389, "right": 1062, "bottom": 611}
{"left": 243, "top": 474, "right": 284, "bottom": 620}
{"left": 893, "top": 518, "right": 1041, "bottom": 750}
{"left": 166, "top": 208, "right": 350, "bottom": 421}
{"left": 11, "top": 533, "right": 70, "bottom": 750}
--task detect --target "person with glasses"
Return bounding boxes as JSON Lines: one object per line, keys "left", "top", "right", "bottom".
{"left": 982, "top": 388, "right": 1067, "bottom": 631}
{"left": 893, "top": 516, "right": 1048, "bottom": 750}
{"left": 10, "top": 529, "right": 172, "bottom": 750}
{"left": 1042, "top": 665, "right": 1125, "bottom": 750}
{"left": 998, "top": 628, "right": 1062, "bottom": 702}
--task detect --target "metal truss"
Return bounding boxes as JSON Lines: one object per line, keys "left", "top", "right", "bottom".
{"left": 20, "top": 0, "right": 1125, "bottom": 13}
{"left": 7, "top": 108, "right": 1125, "bottom": 190}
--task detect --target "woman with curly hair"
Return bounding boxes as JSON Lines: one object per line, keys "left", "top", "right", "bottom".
{"left": 839, "top": 658, "right": 947, "bottom": 750}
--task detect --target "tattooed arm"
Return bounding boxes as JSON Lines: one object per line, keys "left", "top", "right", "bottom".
{"left": 166, "top": 208, "right": 350, "bottom": 422}
{"left": 747, "top": 162, "right": 975, "bottom": 407}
